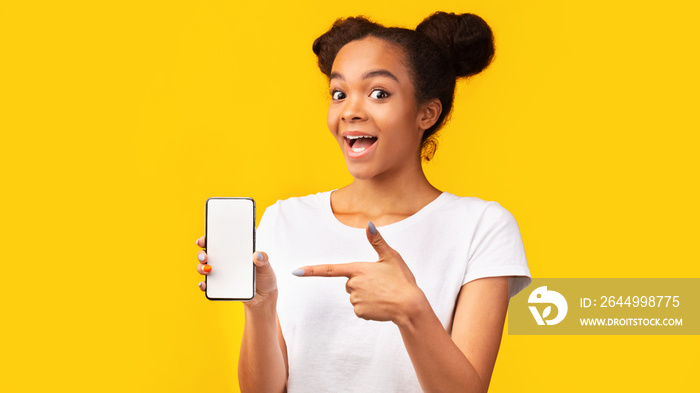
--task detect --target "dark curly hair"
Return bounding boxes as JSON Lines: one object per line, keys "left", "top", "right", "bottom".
{"left": 312, "top": 12, "right": 495, "bottom": 161}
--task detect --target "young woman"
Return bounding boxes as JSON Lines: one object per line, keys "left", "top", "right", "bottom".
{"left": 196, "top": 12, "right": 531, "bottom": 393}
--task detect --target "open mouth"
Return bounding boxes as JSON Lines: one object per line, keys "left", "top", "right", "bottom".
{"left": 345, "top": 135, "right": 378, "bottom": 153}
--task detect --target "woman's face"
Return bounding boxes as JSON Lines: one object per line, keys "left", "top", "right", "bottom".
{"left": 327, "top": 36, "right": 428, "bottom": 181}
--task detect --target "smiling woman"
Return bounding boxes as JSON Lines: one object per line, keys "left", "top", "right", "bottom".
{"left": 326, "top": 36, "right": 429, "bottom": 181}
{"left": 196, "top": 11, "right": 531, "bottom": 393}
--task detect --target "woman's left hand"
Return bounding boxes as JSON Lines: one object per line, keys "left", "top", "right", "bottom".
{"left": 293, "top": 222, "right": 428, "bottom": 326}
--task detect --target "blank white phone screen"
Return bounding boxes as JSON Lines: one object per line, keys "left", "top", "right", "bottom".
{"left": 205, "top": 198, "right": 255, "bottom": 300}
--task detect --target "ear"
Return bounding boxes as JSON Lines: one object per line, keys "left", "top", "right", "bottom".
{"left": 417, "top": 99, "right": 442, "bottom": 131}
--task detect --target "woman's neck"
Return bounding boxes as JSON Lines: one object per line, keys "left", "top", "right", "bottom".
{"left": 331, "top": 164, "right": 442, "bottom": 228}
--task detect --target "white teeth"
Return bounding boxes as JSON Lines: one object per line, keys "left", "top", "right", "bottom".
{"left": 346, "top": 135, "right": 375, "bottom": 140}
{"left": 351, "top": 146, "right": 367, "bottom": 152}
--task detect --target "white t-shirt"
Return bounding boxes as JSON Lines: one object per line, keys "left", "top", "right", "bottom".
{"left": 256, "top": 191, "right": 531, "bottom": 392}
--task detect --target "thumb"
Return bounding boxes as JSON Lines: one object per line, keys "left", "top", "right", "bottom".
{"left": 366, "top": 221, "right": 396, "bottom": 261}
{"left": 253, "top": 251, "right": 273, "bottom": 272}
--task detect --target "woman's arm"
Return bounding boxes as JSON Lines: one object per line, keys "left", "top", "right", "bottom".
{"left": 238, "top": 251, "right": 288, "bottom": 393}
{"left": 197, "top": 241, "right": 287, "bottom": 393}
{"left": 396, "top": 276, "right": 509, "bottom": 393}
{"left": 295, "top": 227, "right": 510, "bottom": 393}
{"left": 238, "top": 295, "right": 288, "bottom": 393}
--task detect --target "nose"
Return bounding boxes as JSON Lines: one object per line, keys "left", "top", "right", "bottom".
{"left": 341, "top": 95, "right": 366, "bottom": 122}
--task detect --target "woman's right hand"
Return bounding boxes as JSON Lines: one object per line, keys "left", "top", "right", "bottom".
{"left": 196, "top": 236, "right": 279, "bottom": 307}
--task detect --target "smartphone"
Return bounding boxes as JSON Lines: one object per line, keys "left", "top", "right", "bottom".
{"left": 204, "top": 197, "right": 256, "bottom": 301}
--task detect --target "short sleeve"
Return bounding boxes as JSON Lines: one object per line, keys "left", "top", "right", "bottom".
{"left": 463, "top": 201, "right": 532, "bottom": 298}
{"left": 255, "top": 202, "right": 279, "bottom": 256}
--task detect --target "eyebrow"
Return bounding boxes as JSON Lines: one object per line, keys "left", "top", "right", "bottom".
{"left": 330, "top": 69, "right": 400, "bottom": 83}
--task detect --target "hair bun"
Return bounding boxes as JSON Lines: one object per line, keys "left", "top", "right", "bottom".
{"left": 416, "top": 12, "right": 495, "bottom": 78}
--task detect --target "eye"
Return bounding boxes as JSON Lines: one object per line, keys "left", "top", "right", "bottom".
{"left": 370, "top": 89, "right": 390, "bottom": 100}
{"left": 331, "top": 90, "right": 345, "bottom": 100}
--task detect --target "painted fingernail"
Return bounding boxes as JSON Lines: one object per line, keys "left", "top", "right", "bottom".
{"left": 196, "top": 238, "right": 200, "bottom": 246}
{"left": 368, "top": 221, "right": 377, "bottom": 235}
{"left": 197, "top": 253, "right": 206, "bottom": 262}
{"left": 257, "top": 252, "right": 264, "bottom": 261}
{"left": 203, "top": 264, "right": 212, "bottom": 272}
{"left": 291, "top": 268, "right": 305, "bottom": 277}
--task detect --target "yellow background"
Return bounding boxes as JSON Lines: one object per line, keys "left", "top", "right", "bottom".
{"left": 1, "top": 0, "right": 698, "bottom": 391}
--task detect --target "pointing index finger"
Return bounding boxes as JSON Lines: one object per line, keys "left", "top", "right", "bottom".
{"left": 292, "top": 263, "right": 360, "bottom": 278}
